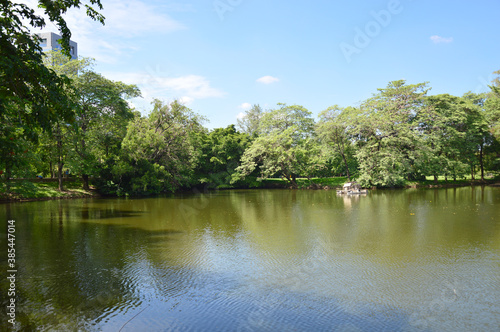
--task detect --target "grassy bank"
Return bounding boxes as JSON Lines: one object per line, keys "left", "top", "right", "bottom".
{"left": 0, "top": 180, "right": 99, "bottom": 202}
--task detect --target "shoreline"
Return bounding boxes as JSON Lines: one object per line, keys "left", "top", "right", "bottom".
{"left": 1, "top": 179, "right": 499, "bottom": 203}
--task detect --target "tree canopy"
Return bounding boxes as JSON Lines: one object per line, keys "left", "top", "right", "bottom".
{"left": 2, "top": 6, "right": 500, "bottom": 196}
{"left": 0, "top": 0, "right": 104, "bottom": 133}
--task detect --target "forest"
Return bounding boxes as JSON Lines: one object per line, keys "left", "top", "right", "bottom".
{"left": 1, "top": 1, "right": 500, "bottom": 197}
{"left": 2, "top": 47, "right": 500, "bottom": 197}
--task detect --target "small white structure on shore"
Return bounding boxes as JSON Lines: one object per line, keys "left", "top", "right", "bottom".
{"left": 336, "top": 182, "right": 368, "bottom": 195}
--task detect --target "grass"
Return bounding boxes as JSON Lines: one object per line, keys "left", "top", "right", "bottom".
{"left": 0, "top": 180, "right": 98, "bottom": 201}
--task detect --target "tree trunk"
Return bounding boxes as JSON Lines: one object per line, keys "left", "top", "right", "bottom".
{"left": 58, "top": 160, "right": 64, "bottom": 191}
{"left": 5, "top": 164, "right": 12, "bottom": 193}
{"left": 341, "top": 152, "right": 350, "bottom": 181}
{"left": 56, "top": 123, "right": 64, "bottom": 191}
{"left": 471, "top": 164, "right": 475, "bottom": 180}
{"left": 82, "top": 174, "right": 90, "bottom": 190}
{"left": 284, "top": 173, "right": 297, "bottom": 188}
{"left": 79, "top": 124, "right": 89, "bottom": 190}
{"left": 479, "top": 143, "right": 484, "bottom": 181}
{"left": 433, "top": 175, "right": 438, "bottom": 184}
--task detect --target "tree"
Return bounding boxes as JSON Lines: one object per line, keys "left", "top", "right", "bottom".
{"left": 485, "top": 71, "right": 500, "bottom": 141}
{"left": 422, "top": 95, "right": 470, "bottom": 182}
{"left": 71, "top": 71, "right": 140, "bottom": 190}
{"left": 422, "top": 94, "right": 489, "bottom": 182}
{"left": 462, "top": 92, "right": 491, "bottom": 181}
{"left": 118, "top": 100, "right": 206, "bottom": 195}
{"left": 0, "top": 102, "right": 37, "bottom": 191}
{"left": 353, "top": 80, "right": 430, "bottom": 187}
{"left": 236, "top": 104, "right": 263, "bottom": 137}
{"left": 42, "top": 51, "right": 93, "bottom": 190}
{"left": 484, "top": 70, "right": 500, "bottom": 171}
{"left": 41, "top": 51, "right": 140, "bottom": 190}
{"left": 196, "top": 125, "right": 251, "bottom": 188}
{"left": 317, "top": 105, "right": 358, "bottom": 180}
{"left": 0, "top": 0, "right": 104, "bottom": 133}
{"left": 234, "top": 103, "right": 319, "bottom": 187}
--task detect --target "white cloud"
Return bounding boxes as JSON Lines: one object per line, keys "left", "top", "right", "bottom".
{"left": 238, "top": 102, "right": 252, "bottom": 110}
{"left": 19, "top": 0, "right": 185, "bottom": 64}
{"left": 156, "top": 75, "right": 226, "bottom": 99}
{"left": 97, "top": 0, "right": 184, "bottom": 37}
{"left": 178, "top": 96, "right": 194, "bottom": 105}
{"left": 103, "top": 71, "right": 225, "bottom": 107}
{"left": 236, "top": 112, "right": 246, "bottom": 120}
{"left": 257, "top": 75, "right": 280, "bottom": 84}
{"left": 430, "top": 35, "right": 454, "bottom": 44}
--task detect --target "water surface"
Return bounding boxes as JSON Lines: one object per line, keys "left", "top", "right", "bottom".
{"left": 1, "top": 187, "right": 499, "bottom": 331}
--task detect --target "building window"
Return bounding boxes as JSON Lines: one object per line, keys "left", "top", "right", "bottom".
{"left": 40, "top": 38, "right": 47, "bottom": 47}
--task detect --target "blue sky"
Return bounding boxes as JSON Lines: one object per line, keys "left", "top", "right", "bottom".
{"left": 28, "top": 0, "right": 500, "bottom": 128}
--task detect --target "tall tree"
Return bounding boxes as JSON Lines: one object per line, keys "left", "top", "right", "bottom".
{"left": 234, "top": 103, "right": 319, "bottom": 187}
{"left": 71, "top": 71, "right": 140, "bottom": 190}
{"left": 119, "top": 100, "right": 206, "bottom": 195}
{"left": 236, "top": 104, "right": 263, "bottom": 137}
{"left": 317, "top": 105, "right": 358, "bottom": 180}
{"left": 196, "top": 125, "right": 251, "bottom": 188}
{"left": 462, "top": 92, "right": 491, "bottom": 181}
{"left": 484, "top": 70, "right": 500, "bottom": 171}
{"left": 353, "top": 80, "right": 429, "bottom": 187}
{"left": 423, "top": 94, "right": 474, "bottom": 182}
{"left": 42, "top": 51, "right": 93, "bottom": 190}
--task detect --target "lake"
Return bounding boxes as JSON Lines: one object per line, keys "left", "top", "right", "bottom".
{"left": 1, "top": 187, "right": 499, "bottom": 331}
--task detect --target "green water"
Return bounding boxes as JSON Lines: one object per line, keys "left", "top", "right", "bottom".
{"left": 1, "top": 187, "right": 499, "bottom": 331}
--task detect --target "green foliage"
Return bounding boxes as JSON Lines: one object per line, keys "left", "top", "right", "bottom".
{"left": 3, "top": 26, "right": 500, "bottom": 200}
{"left": 317, "top": 105, "right": 359, "bottom": 179}
{"left": 39, "top": 50, "right": 140, "bottom": 190}
{"left": 104, "top": 100, "right": 207, "bottom": 196}
{"left": 0, "top": 0, "right": 104, "bottom": 134}
{"left": 195, "top": 125, "right": 251, "bottom": 188}
{"left": 485, "top": 75, "right": 500, "bottom": 141}
{"left": 422, "top": 93, "right": 491, "bottom": 181}
{"left": 484, "top": 80, "right": 500, "bottom": 171}
{"left": 236, "top": 104, "right": 263, "bottom": 137}
{"left": 234, "top": 103, "right": 320, "bottom": 187}
{"left": 352, "top": 80, "right": 429, "bottom": 187}
{"left": 70, "top": 70, "right": 140, "bottom": 188}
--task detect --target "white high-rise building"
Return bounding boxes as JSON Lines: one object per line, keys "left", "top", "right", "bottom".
{"left": 36, "top": 32, "right": 78, "bottom": 59}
